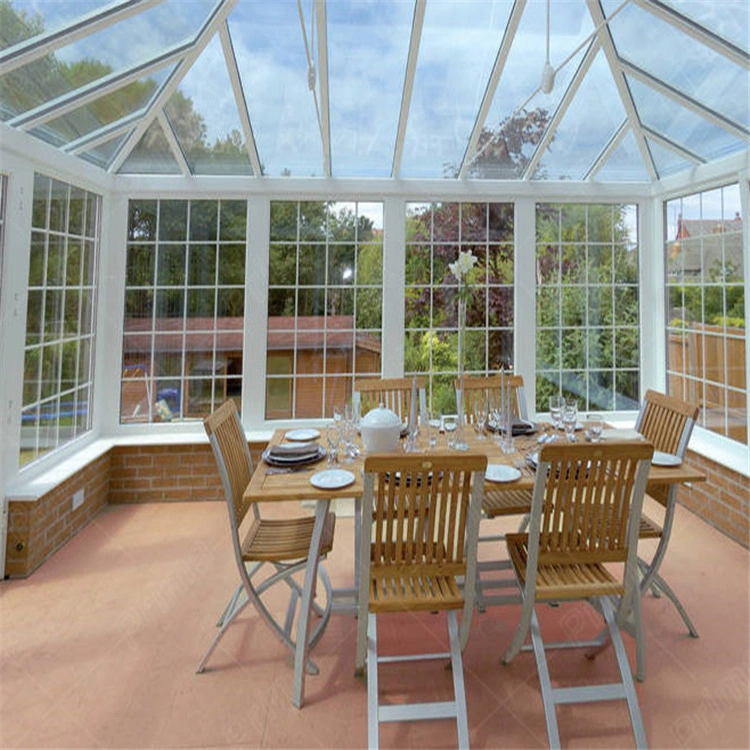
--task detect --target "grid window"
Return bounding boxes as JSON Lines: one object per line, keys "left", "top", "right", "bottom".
{"left": 121, "top": 199, "right": 246, "bottom": 422}
{"left": 21, "top": 174, "right": 99, "bottom": 465}
{"left": 535, "top": 203, "right": 640, "bottom": 412}
{"left": 665, "top": 184, "right": 746, "bottom": 445}
{"left": 405, "top": 202, "right": 514, "bottom": 414}
{"left": 267, "top": 201, "right": 383, "bottom": 419}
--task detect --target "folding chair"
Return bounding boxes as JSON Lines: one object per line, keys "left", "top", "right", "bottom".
{"left": 456, "top": 374, "right": 533, "bottom": 609}
{"left": 197, "top": 401, "right": 336, "bottom": 682}
{"left": 503, "top": 441, "right": 654, "bottom": 749}
{"left": 355, "top": 453, "right": 487, "bottom": 750}
{"left": 634, "top": 389, "right": 700, "bottom": 636}
{"left": 353, "top": 376, "right": 427, "bottom": 422}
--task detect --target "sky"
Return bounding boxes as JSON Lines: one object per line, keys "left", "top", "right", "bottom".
{"left": 6, "top": 0, "right": 748, "bottom": 181}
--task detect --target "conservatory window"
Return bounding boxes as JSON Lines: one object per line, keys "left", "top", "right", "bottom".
{"left": 21, "top": 175, "right": 99, "bottom": 465}
{"left": 266, "top": 201, "right": 384, "bottom": 419}
{"left": 120, "top": 199, "right": 247, "bottom": 422}
{"left": 404, "top": 202, "right": 515, "bottom": 414}
{"left": 535, "top": 203, "right": 640, "bottom": 412}
{"left": 665, "top": 184, "right": 746, "bottom": 445}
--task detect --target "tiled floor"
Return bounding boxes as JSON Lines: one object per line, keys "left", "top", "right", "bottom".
{"left": 2, "top": 497, "right": 748, "bottom": 749}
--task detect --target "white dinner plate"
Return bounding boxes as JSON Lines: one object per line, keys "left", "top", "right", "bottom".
{"left": 485, "top": 464, "right": 521, "bottom": 483}
{"left": 652, "top": 451, "right": 682, "bottom": 467}
{"left": 310, "top": 469, "right": 356, "bottom": 490}
{"left": 285, "top": 428, "right": 321, "bottom": 442}
{"left": 601, "top": 428, "right": 643, "bottom": 441}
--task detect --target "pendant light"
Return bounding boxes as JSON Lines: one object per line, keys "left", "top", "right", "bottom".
{"left": 541, "top": 0, "right": 555, "bottom": 94}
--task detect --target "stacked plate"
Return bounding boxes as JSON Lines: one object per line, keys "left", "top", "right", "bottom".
{"left": 487, "top": 418, "right": 537, "bottom": 436}
{"left": 262, "top": 442, "right": 326, "bottom": 467}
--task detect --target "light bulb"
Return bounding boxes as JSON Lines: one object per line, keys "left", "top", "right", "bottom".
{"left": 541, "top": 61, "right": 555, "bottom": 94}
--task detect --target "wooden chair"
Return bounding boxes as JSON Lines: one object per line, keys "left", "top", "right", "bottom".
{"left": 456, "top": 373, "right": 529, "bottom": 423}
{"left": 355, "top": 452, "right": 487, "bottom": 749}
{"left": 197, "top": 400, "right": 336, "bottom": 683}
{"left": 635, "top": 389, "right": 700, "bottom": 636}
{"left": 503, "top": 441, "right": 653, "bottom": 749}
{"left": 353, "top": 376, "right": 427, "bottom": 422}
{"left": 455, "top": 374, "right": 533, "bottom": 609}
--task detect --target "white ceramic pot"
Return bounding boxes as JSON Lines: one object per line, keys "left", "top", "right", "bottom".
{"left": 360, "top": 404, "right": 402, "bottom": 453}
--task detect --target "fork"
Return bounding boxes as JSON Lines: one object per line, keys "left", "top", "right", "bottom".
{"left": 265, "top": 466, "right": 314, "bottom": 475}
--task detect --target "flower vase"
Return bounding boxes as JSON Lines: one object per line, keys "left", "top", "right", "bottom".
{"left": 454, "top": 297, "right": 469, "bottom": 451}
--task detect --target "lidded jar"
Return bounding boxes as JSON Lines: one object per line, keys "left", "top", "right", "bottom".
{"left": 360, "top": 404, "right": 402, "bottom": 453}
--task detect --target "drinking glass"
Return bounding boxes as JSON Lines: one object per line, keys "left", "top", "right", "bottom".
{"left": 326, "top": 423, "right": 341, "bottom": 465}
{"left": 587, "top": 413, "right": 604, "bottom": 443}
{"left": 549, "top": 395, "right": 564, "bottom": 429}
{"left": 472, "top": 396, "right": 487, "bottom": 439}
{"left": 443, "top": 415, "right": 458, "bottom": 448}
{"left": 562, "top": 400, "right": 578, "bottom": 442}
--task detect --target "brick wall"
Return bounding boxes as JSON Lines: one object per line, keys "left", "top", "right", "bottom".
{"left": 5, "top": 440, "right": 747, "bottom": 579}
{"left": 677, "top": 449, "right": 750, "bottom": 548}
{"left": 5, "top": 452, "right": 111, "bottom": 578}
{"left": 108, "top": 442, "right": 267, "bottom": 504}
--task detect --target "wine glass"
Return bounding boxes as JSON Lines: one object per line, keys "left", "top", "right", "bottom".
{"left": 472, "top": 396, "right": 487, "bottom": 439}
{"left": 562, "top": 400, "right": 578, "bottom": 442}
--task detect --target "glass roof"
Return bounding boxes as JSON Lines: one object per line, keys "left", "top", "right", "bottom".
{"left": 1, "top": 0, "right": 748, "bottom": 182}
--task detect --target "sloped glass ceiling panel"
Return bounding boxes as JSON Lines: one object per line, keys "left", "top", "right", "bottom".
{"left": 1, "top": 0, "right": 214, "bottom": 121}
{"left": 327, "top": 0, "right": 412, "bottom": 178}
{"left": 534, "top": 52, "right": 627, "bottom": 181}
{"left": 0, "top": 1, "right": 103, "bottom": 47}
{"left": 607, "top": 0, "right": 749, "bottom": 126}
{"left": 593, "top": 130, "right": 651, "bottom": 182}
{"left": 661, "top": 0, "right": 750, "bottom": 52}
{"left": 628, "top": 77, "right": 746, "bottom": 162}
{"left": 646, "top": 138, "right": 697, "bottom": 178}
{"left": 79, "top": 132, "right": 130, "bottom": 169}
{"left": 119, "top": 119, "right": 181, "bottom": 174}
{"left": 399, "top": 0, "right": 514, "bottom": 179}
{"left": 28, "top": 68, "right": 170, "bottom": 147}
{"left": 230, "top": 0, "right": 323, "bottom": 177}
{"left": 165, "top": 35, "right": 252, "bottom": 175}
{"left": 473, "top": 1, "right": 594, "bottom": 180}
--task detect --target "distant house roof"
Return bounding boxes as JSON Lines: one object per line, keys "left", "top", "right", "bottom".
{"left": 676, "top": 214, "right": 742, "bottom": 239}
{"left": 122, "top": 315, "right": 381, "bottom": 355}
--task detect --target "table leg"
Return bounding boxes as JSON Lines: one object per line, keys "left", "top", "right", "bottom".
{"left": 292, "top": 498, "right": 330, "bottom": 709}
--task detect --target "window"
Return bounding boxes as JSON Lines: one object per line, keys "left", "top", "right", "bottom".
{"left": 405, "top": 202, "right": 514, "bottom": 414}
{"left": 21, "top": 174, "right": 99, "bottom": 465}
{"left": 267, "top": 201, "right": 383, "bottom": 419}
{"left": 535, "top": 203, "right": 640, "bottom": 412}
{"left": 120, "top": 199, "right": 246, "bottom": 422}
{"left": 665, "top": 184, "right": 746, "bottom": 445}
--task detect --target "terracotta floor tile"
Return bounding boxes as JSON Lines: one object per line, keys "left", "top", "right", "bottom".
{"left": 1, "top": 500, "right": 748, "bottom": 749}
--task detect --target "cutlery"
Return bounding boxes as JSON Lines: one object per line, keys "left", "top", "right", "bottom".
{"left": 265, "top": 466, "right": 314, "bottom": 475}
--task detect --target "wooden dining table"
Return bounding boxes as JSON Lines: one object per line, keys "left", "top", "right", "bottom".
{"left": 244, "top": 422, "right": 706, "bottom": 708}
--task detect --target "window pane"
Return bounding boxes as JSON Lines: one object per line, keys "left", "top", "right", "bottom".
{"left": 267, "top": 200, "right": 383, "bottom": 418}
{"left": 665, "top": 183, "right": 746, "bottom": 444}
{"left": 405, "top": 201, "right": 515, "bottom": 411}
{"left": 536, "top": 203, "right": 640, "bottom": 412}
{"left": 120, "top": 199, "right": 246, "bottom": 422}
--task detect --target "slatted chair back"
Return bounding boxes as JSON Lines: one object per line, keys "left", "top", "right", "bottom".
{"left": 456, "top": 373, "right": 529, "bottom": 421}
{"left": 635, "top": 389, "right": 699, "bottom": 505}
{"left": 204, "top": 400, "right": 255, "bottom": 530}
{"left": 354, "top": 376, "right": 427, "bottom": 422}
{"left": 362, "top": 453, "right": 487, "bottom": 614}
{"left": 528, "top": 441, "right": 654, "bottom": 597}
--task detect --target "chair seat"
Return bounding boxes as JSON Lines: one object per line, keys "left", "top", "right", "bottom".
{"left": 506, "top": 532, "right": 625, "bottom": 601}
{"left": 482, "top": 488, "right": 533, "bottom": 518}
{"left": 369, "top": 568, "right": 465, "bottom": 613}
{"left": 242, "top": 513, "right": 336, "bottom": 562}
{"left": 639, "top": 512, "right": 663, "bottom": 539}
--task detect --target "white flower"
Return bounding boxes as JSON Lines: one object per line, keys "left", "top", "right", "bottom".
{"left": 449, "top": 250, "right": 478, "bottom": 282}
